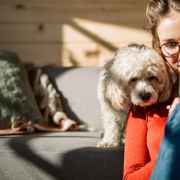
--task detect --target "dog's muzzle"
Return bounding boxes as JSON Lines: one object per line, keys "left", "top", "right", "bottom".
{"left": 139, "top": 92, "right": 151, "bottom": 101}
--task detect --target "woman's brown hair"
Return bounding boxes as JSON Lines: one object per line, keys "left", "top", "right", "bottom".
{"left": 144, "top": 0, "right": 180, "bottom": 50}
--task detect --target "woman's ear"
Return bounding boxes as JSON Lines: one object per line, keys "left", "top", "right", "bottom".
{"left": 105, "top": 80, "right": 129, "bottom": 110}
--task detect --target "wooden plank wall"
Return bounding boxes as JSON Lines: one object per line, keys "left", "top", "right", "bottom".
{"left": 0, "top": 0, "right": 151, "bottom": 67}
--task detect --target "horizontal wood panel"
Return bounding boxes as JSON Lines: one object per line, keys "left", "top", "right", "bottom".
{"left": 0, "top": 0, "right": 147, "bottom": 3}
{"left": 0, "top": 3, "right": 147, "bottom": 23}
{"left": 0, "top": 43, "right": 61, "bottom": 65}
{"left": 61, "top": 42, "right": 99, "bottom": 66}
{"left": 0, "top": 41, "right": 151, "bottom": 67}
{"left": 0, "top": 24, "right": 63, "bottom": 42}
{"left": 0, "top": 22, "right": 151, "bottom": 43}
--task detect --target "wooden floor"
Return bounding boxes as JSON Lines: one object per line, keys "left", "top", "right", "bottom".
{"left": 0, "top": 0, "right": 152, "bottom": 67}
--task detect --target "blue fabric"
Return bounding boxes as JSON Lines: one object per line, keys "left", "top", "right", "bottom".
{"left": 150, "top": 103, "right": 180, "bottom": 180}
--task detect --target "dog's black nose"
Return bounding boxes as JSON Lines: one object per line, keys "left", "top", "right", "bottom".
{"left": 139, "top": 92, "right": 151, "bottom": 101}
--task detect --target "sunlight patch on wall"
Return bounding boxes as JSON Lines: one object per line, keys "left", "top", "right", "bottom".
{"left": 61, "top": 17, "right": 152, "bottom": 66}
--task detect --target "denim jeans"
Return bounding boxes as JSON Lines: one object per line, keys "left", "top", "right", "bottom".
{"left": 150, "top": 104, "right": 180, "bottom": 180}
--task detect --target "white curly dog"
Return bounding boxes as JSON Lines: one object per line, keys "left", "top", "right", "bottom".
{"left": 97, "top": 44, "right": 172, "bottom": 147}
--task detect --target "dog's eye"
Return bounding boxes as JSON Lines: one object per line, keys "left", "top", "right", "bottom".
{"left": 149, "top": 76, "right": 156, "bottom": 80}
{"left": 130, "top": 78, "right": 138, "bottom": 82}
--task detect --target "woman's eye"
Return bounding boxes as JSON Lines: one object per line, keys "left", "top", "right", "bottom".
{"left": 131, "top": 78, "right": 138, "bottom": 82}
{"left": 165, "top": 42, "right": 177, "bottom": 48}
{"left": 149, "top": 76, "right": 155, "bottom": 80}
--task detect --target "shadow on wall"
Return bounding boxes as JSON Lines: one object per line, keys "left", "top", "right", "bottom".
{"left": 59, "top": 20, "right": 119, "bottom": 66}
{"left": 69, "top": 21, "right": 118, "bottom": 52}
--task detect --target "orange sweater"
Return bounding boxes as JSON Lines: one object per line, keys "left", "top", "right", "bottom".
{"left": 123, "top": 98, "right": 174, "bottom": 180}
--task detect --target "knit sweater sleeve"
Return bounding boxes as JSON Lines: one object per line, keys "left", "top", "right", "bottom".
{"left": 123, "top": 105, "right": 156, "bottom": 180}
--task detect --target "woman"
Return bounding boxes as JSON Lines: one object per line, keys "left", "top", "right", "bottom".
{"left": 123, "top": 0, "right": 180, "bottom": 179}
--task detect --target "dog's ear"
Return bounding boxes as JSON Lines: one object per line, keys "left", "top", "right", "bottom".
{"left": 158, "top": 88, "right": 171, "bottom": 103}
{"left": 158, "top": 71, "right": 172, "bottom": 103}
{"left": 106, "top": 81, "right": 129, "bottom": 110}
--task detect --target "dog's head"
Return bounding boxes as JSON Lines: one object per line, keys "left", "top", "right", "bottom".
{"left": 106, "top": 44, "right": 172, "bottom": 110}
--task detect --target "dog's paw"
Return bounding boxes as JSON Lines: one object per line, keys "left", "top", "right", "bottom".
{"left": 96, "top": 141, "right": 118, "bottom": 148}
{"left": 121, "top": 138, "right": 125, "bottom": 145}
{"left": 97, "top": 138, "right": 125, "bottom": 147}
{"left": 97, "top": 141, "right": 109, "bottom": 148}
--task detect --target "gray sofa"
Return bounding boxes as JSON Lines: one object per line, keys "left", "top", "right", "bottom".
{"left": 0, "top": 64, "right": 124, "bottom": 179}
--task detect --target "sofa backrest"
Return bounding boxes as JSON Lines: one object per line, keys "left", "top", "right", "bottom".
{"left": 43, "top": 67, "right": 103, "bottom": 130}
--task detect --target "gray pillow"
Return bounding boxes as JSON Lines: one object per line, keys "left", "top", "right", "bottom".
{"left": 0, "top": 51, "right": 43, "bottom": 128}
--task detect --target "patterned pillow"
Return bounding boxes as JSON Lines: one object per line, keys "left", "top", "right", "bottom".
{"left": 0, "top": 51, "right": 43, "bottom": 128}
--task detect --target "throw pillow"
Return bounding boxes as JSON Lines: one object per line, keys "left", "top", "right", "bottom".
{"left": 0, "top": 51, "right": 43, "bottom": 128}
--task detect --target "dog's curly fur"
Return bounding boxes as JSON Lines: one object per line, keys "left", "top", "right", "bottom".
{"left": 97, "top": 44, "right": 173, "bottom": 147}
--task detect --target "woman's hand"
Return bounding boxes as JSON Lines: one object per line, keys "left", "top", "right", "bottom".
{"left": 169, "top": 98, "right": 179, "bottom": 116}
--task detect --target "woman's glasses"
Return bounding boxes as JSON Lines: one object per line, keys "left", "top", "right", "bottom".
{"left": 157, "top": 42, "right": 180, "bottom": 58}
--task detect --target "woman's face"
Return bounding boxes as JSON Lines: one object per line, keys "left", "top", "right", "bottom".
{"left": 157, "top": 12, "right": 180, "bottom": 75}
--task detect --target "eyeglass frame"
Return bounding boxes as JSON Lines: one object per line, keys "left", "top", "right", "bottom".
{"left": 157, "top": 41, "right": 180, "bottom": 58}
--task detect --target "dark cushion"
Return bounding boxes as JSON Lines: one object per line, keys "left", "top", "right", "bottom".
{"left": 0, "top": 51, "right": 43, "bottom": 128}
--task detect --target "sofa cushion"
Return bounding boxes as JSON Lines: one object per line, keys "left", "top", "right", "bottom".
{"left": 0, "top": 132, "right": 124, "bottom": 180}
{"left": 43, "top": 67, "right": 102, "bottom": 130}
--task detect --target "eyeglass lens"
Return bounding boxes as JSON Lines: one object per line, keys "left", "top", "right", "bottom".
{"left": 161, "top": 43, "right": 179, "bottom": 58}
